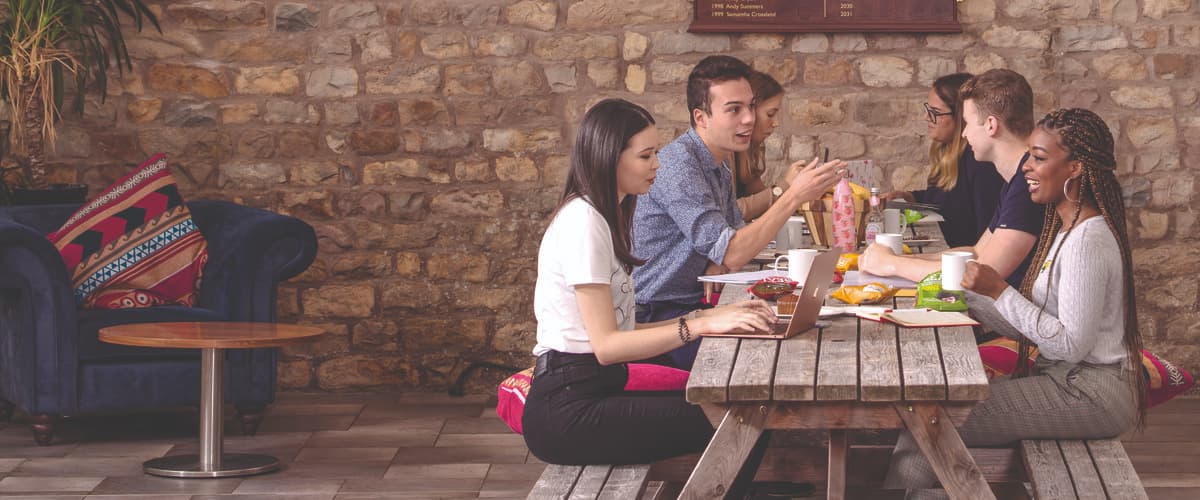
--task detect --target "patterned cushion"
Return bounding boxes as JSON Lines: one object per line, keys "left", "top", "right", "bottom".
{"left": 978, "top": 337, "right": 1194, "bottom": 408}
{"left": 496, "top": 363, "right": 691, "bottom": 435}
{"left": 48, "top": 153, "right": 208, "bottom": 309}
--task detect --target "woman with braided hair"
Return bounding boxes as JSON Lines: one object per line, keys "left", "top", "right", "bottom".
{"left": 883, "top": 108, "right": 1146, "bottom": 498}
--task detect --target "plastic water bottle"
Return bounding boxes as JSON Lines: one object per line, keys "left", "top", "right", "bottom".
{"left": 864, "top": 187, "right": 884, "bottom": 245}
{"left": 832, "top": 177, "right": 857, "bottom": 252}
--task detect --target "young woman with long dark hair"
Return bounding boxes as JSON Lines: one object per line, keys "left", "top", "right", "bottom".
{"left": 522, "top": 99, "right": 775, "bottom": 473}
{"left": 884, "top": 108, "right": 1147, "bottom": 497}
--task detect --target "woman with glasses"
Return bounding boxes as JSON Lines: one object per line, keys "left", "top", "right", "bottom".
{"left": 884, "top": 73, "right": 1005, "bottom": 248}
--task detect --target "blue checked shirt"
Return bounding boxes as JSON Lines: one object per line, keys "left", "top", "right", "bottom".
{"left": 633, "top": 129, "right": 745, "bottom": 304}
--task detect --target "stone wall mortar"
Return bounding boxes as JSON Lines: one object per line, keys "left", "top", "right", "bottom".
{"left": 37, "top": 0, "right": 1200, "bottom": 392}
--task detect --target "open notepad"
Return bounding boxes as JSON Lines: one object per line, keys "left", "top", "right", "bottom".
{"left": 857, "top": 308, "right": 980, "bottom": 328}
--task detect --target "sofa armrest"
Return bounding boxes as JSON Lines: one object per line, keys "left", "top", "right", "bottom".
{"left": 0, "top": 218, "right": 80, "bottom": 414}
{"left": 189, "top": 200, "right": 317, "bottom": 322}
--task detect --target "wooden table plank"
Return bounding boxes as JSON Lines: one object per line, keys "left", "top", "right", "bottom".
{"left": 569, "top": 464, "right": 614, "bottom": 500}
{"left": 816, "top": 321, "right": 858, "bottom": 400}
{"left": 687, "top": 337, "right": 739, "bottom": 404}
{"left": 773, "top": 329, "right": 820, "bottom": 401}
{"left": 597, "top": 464, "right": 651, "bottom": 500}
{"left": 936, "top": 326, "right": 990, "bottom": 401}
{"left": 704, "top": 401, "right": 976, "bottom": 429}
{"left": 679, "top": 405, "right": 771, "bottom": 500}
{"left": 858, "top": 319, "right": 902, "bottom": 401}
{"left": 728, "top": 339, "right": 779, "bottom": 401}
{"left": 1058, "top": 440, "right": 1106, "bottom": 499}
{"left": 895, "top": 402, "right": 996, "bottom": 500}
{"left": 1020, "top": 440, "right": 1076, "bottom": 500}
{"left": 1087, "top": 439, "right": 1150, "bottom": 500}
{"left": 898, "top": 327, "right": 947, "bottom": 400}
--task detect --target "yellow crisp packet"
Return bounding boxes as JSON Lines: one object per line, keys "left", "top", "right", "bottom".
{"left": 831, "top": 283, "right": 899, "bottom": 305}
{"left": 836, "top": 253, "right": 859, "bottom": 272}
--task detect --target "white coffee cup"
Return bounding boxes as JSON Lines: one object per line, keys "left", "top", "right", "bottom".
{"left": 774, "top": 216, "right": 806, "bottom": 250}
{"left": 874, "top": 233, "right": 903, "bottom": 255}
{"left": 884, "top": 208, "right": 907, "bottom": 234}
{"left": 941, "top": 251, "right": 975, "bottom": 291}
{"left": 774, "top": 248, "right": 819, "bottom": 282}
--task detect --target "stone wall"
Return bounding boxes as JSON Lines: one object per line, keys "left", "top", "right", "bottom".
{"left": 38, "top": 0, "right": 1200, "bottom": 392}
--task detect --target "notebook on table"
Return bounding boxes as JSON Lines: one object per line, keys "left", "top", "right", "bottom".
{"left": 857, "top": 309, "right": 980, "bottom": 328}
{"left": 699, "top": 250, "right": 840, "bottom": 340}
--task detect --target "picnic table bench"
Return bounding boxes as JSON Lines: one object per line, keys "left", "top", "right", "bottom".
{"left": 1021, "top": 438, "right": 1148, "bottom": 499}
{"left": 527, "top": 463, "right": 652, "bottom": 499}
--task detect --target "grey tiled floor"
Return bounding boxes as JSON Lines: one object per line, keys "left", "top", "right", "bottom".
{"left": 0, "top": 392, "right": 536, "bottom": 499}
{"left": 0, "top": 393, "right": 1195, "bottom": 499}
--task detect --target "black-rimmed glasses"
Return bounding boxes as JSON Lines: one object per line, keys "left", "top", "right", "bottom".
{"left": 923, "top": 102, "right": 953, "bottom": 124}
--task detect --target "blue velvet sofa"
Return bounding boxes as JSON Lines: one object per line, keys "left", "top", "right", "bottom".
{"left": 0, "top": 200, "right": 317, "bottom": 445}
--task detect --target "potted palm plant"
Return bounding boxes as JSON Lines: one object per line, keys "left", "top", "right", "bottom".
{"left": 0, "top": 0, "right": 158, "bottom": 205}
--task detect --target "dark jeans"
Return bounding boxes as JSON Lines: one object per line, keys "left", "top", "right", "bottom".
{"left": 522, "top": 351, "right": 769, "bottom": 498}
{"left": 635, "top": 299, "right": 711, "bottom": 370}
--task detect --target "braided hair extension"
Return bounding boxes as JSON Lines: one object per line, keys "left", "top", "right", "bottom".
{"left": 1014, "top": 108, "right": 1147, "bottom": 427}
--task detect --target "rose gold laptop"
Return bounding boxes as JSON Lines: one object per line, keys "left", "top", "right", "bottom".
{"left": 701, "top": 250, "right": 840, "bottom": 340}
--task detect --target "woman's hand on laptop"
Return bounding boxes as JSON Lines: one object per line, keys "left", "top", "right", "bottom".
{"left": 698, "top": 300, "right": 776, "bottom": 334}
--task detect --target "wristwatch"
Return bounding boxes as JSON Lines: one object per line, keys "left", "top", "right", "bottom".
{"left": 771, "top": 185, "right": 784, "bottom": 202}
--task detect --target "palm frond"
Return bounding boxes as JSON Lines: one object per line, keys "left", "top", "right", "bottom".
{"left": 1, "top": 0, "right": 160, "bottom": 186}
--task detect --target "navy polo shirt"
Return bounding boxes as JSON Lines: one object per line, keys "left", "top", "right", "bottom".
{"left": 988, "top": 153, "right": 1044, "bottom": 288}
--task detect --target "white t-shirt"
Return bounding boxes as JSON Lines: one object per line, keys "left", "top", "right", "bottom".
{"left": 533, "top": 197, "right": 635, "bottom": 356}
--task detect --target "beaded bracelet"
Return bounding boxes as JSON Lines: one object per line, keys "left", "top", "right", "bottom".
{"left": 678, "top": 316, "right": 693, "bottom": 344}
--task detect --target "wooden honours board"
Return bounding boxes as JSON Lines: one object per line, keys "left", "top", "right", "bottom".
{"left": 690, "top": 0, "right": 962, "bottom": 33}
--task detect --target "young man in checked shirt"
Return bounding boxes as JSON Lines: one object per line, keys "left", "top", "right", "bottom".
{"left": 632, "top": 55, "right": 844, "bottom": 370}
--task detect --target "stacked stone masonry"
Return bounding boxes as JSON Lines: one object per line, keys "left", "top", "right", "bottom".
{"left": 27, "top": 0, "right": 1200, "bottom": 392}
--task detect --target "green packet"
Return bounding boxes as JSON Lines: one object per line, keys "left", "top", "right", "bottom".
{"left": 916, "top": 271, "right": 968, "bottom": 312}
{"left": 902, "top": 208, "right": 924, "bottom": 224}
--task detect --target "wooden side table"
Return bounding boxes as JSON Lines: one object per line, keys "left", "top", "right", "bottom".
{"left": 99, "top": 322, "right": 324, "bottom": 479}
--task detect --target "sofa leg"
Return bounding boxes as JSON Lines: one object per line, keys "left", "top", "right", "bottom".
{"left": 236, "top": 404, "right": 266, "bottom": 436}
{"left": 30, "top": 414, "right": 57, "bottom": 446}
{"left": 0, "top": 399, "right": 13, "bottom": 421}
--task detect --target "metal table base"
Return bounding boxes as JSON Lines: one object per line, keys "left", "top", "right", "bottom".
{"left": 144, "top": 348, "right": 280, "bottom": 478}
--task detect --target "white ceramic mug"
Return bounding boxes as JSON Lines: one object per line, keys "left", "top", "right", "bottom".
{"left": 941, "top": 251, "right": 975, "bottom": 291}
{"left": 774, "top": 216, "right": 806, "bottom": 250}
{"left": 774, "top": 248, "right": 819, "bottom": 282}
{"left": 875, "top": 233, "right": 903, "bottom": 255}
{"left": 884, "top": 208, "right": 907, "bottom": 234}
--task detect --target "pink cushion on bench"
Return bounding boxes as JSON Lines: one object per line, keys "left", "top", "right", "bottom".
{"left": 496, "top": 363, "right": 690, "bottom": 434}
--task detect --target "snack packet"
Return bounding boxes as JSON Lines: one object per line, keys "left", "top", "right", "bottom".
{"left": 747, "top": 276, "right": 798, "bottom": 301}
{"left": 831, "top": 283, "right": 898, "bottom": 305}
{"left": 836, "top": 253, "right": 859, "bottom": 272}
{"left": 903, "top": 209, "right": 924, "bottom": 225}
{"left": 916, "top": 271, "right": 968, "bottom": 311}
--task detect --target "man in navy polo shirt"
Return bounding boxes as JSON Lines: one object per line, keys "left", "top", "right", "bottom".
{"left": 632, "top": 55, "right": 844, "bottom": 369}
{"left": 860, "top": 69, "right": 1043, "bottom": 289}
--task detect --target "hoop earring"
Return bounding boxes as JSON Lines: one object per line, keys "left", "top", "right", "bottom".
{"left": 1063, "top": 177, "right": 1078, "bottom": 203}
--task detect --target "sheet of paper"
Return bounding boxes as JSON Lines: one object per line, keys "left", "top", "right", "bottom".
{"left": 698, "top": 269, "right": 787, "bottom": 285}
{"left": 822, "top": 305, "right": 891, "bottom": 319}
{"left": 842, "top": 271, "right": 918, "bottom": 289}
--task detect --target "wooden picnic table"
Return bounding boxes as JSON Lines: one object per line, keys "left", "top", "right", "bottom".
{"left": 681, "top": 222, "right": 993, "bottom": 499}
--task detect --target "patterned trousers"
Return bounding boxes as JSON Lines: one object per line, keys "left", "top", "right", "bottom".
{"left": 883, "top": 357, "right": 1138, "bottom": 500}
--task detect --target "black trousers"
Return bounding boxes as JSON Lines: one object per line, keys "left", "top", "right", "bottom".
{"left": 522, "top": 350, "right": 768, "bottom": 498}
